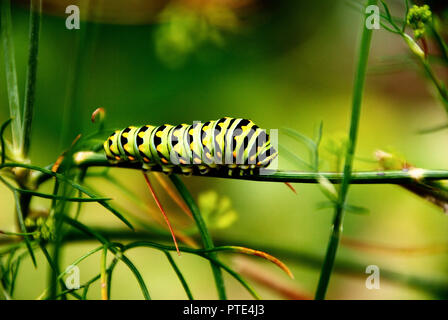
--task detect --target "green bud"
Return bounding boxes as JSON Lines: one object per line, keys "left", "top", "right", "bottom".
{"left": 25, "top": 217, "right": 36, "bottom": 228}
{"left": 407, "top": 5, "right": 432, "bottom": 39}
{"left": 403, "top": 33, "right": 425, "bottom": 60}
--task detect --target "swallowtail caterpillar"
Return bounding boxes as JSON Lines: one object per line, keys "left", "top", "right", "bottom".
{"left": 103, "top": 117, "right": 278, "bottom": 175}
{"left": 103, "top": 117, "right": 279, "bottom": 254}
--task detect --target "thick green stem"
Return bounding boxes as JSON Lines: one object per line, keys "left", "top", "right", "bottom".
{"left": 21, "top": 0, "right": 42, "bottom": 158}
{"left": 0, "top": 0, "right": 22, "bottom": 152}
{"left": 67, "top": 153, "right": 448, "bottom": 184}
{"left": 315, "top": 0, "right": 376, "bottom": 300}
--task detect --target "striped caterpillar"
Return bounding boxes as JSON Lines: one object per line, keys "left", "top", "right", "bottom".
{"left": 103, "top": 117, "right": 278, "bottom": 175}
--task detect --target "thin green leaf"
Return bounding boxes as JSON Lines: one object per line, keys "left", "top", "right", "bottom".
{"left": 0, "top": 119, "right": 12, "bottom": 164}
{"left": 0, "top": 176, "right": 110, "bottom": 202}
{"left": 0, "top": 0, "right": 22, "bottom": 150}
{"left": 12, "top": 191, "right": 36, "bottom": 267}
{"left": 164, "top": 252, "right": 194, "bottom": 300}
{"left": 21, "top": 0, "right": 43, "bottom": 157}
{"left": 123, "top": 241, "right": 260, "bottom": 300}
{"left": 106, "top": 257, "right": 118, "bottom": 299}
{"left": 118, "top": 254, "right": 151, "bottom": 300}
{"left": 36, "top": 245, "right": 103, "bottom": 300}
{"left": 380, "top": 0, "right": 401, "bottom": 31}
{"left": 39, "top": 243, "right": 69, "bottom": 299}
{"left": 402, "top": 0, "right": 409, "bottom": 32}
{"left": 169, "top": 174, "right": 226, "bottom": 300}
{"left": 278, "top": 145, "right": 314, "bottom": 171}
{"left": 0, "top": 163, "right": 134, "bottom": 230}
{"left": 62, "top": 217, "right": 150, "bottom": 300}
{"left": 8, "top": 256, "right": 21, "bottom": 296}
{"left": 283, "top": 127, "right": 317, "bottom": 151}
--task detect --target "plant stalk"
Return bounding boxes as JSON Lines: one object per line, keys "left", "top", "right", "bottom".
{"left": 21, "top": 0, "right": 42, "bottom": 158}
{"left": 315, "top": 0, "right": 376, "bottom": 300}
{"left": 0, "top": 0, "right": 22, "bottom": 152}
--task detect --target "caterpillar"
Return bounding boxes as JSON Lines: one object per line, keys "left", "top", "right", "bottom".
{"left": 103, "top": 117, "right": 277, "bottom": 175}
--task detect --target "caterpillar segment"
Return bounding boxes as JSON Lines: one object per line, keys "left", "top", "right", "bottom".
{"left": 104, "top": 117, "right": 278, "bottom": 176}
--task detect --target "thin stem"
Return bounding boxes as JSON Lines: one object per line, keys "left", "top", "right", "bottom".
{"left": 100, "top": 246, "right": 108, "bottom": 300}
{"left": 315, "top": 0, "right": 376, "bottom": 300}
{"left": 422, "top": 60, "right": 448, "bottom": 108}
{"left": 21, "top": 0, "right": 42, "bottom": 158}
{"left": 164, "top": 251, "right": 194, "bottom": 300}
{"left": 430, "top": 22, "right": 448, "bottom": 62}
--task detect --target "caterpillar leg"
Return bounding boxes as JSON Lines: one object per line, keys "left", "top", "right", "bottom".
{"left": 180, "top": 166, "right": 193, "bottom": 176}
{"left": 142, "top": 171, "right": 180, "bottom": 255}
{"left": 198, "top": 165, "right": 210, "bottom": 175}
{"left": 161, "top": 165, "right": 174, "bottom": 174}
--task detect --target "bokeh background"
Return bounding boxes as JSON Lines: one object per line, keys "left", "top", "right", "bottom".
{"left": 1, "top": 0, "right": 448, "bottom": 299}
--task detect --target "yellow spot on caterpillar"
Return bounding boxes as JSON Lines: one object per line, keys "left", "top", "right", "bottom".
{"left": 128, "top": 156, "right": 135, "bottom": 161}
{"left": 161, "top": 158, "right": 169, "bottom": 164}
{"left": 138, "top": 144, "right": 145, "bottom": 151}
{"left": 180, "top": 159, "right": 187, "bottom": 165}
{"left": 115, "top": 156, "right": 121, "bottom": 161}
{"left": 233, "top": 151, "right": 237, "bottom": 158}
{"left": 190, "top": 142, "right": 194, "bottom": 150}
{"left": 189, "top": 129, "right": 194, "bottom": 135}
{"left": 194, "top": 158, "right": 201, "bottom": 164}
{"left": 156, "top": 144, "right": 163, "bottom": 152}
{"left": 156, "top": 131, "right": 163, "bottom": 138}
{"left": 138, "top": 132, "right": 145, "bottom": 138}
{"left": 143, "top": 157, "right": 150, "bottom": 163}
{"left": 124, "top": 144, "right": 130, "bottom": 152}
{"left": 123, "top": 132, "right": 128, "bottom": 138}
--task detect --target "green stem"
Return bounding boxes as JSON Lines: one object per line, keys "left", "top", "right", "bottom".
{"left": 100, "top": 246, "right": 108, "bottom": 300}
{"left": 430, "top": 22, "right": 448, "bottom": 62}
{"left": 68, "top": 154, "right": 448, "bottom": 184}
{"left": 169, "top": 175, "right": 227, "bottom": 300}
{"left": 164, "top": 252, "right": 194, "bottom": 300}
{"left": 55, "top": 229, "right": 448, "bottom": 298}
{"left": 0, "top": 0, "right": 22, "bottom": 152}
{"left": 21, "top": 0, "right": 42, "bottom": 158}
{"left": 315, "top": 0, "right": 376, "bottom": 300}
{"left": 422, "top": 60, "right": 448, "bottom": 108}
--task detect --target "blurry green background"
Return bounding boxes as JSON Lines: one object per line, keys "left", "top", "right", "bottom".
{"left": 1, "top": 0, "right": 448, "bottom": 299}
